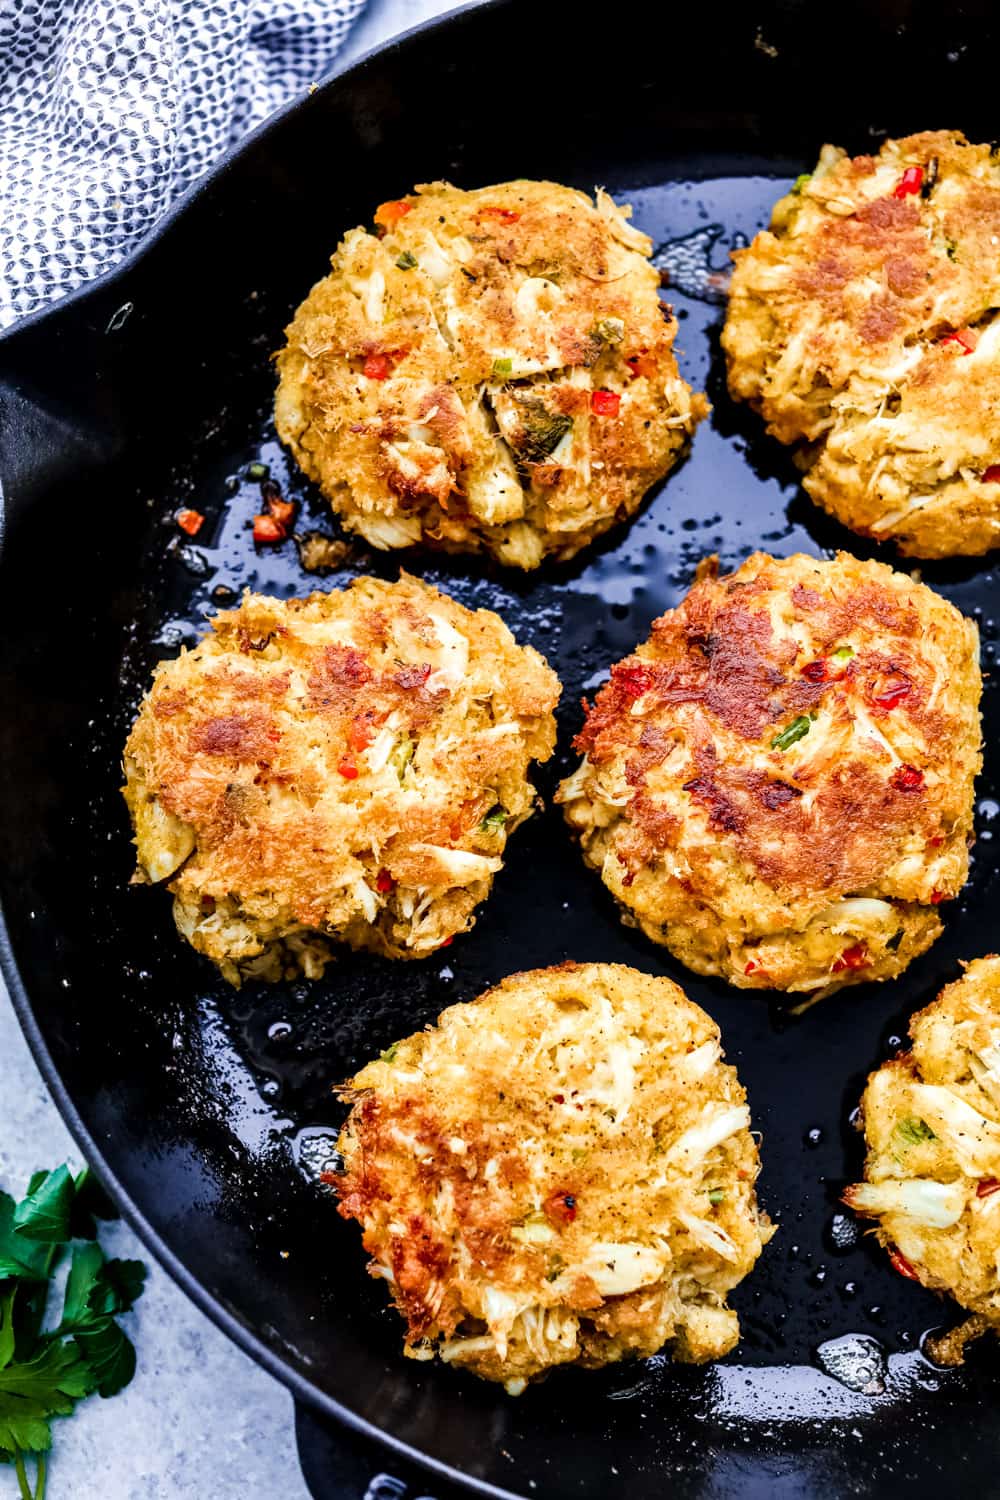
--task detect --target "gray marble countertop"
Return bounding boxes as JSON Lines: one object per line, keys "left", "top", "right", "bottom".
{"left": 0, "top": 2, "right": 464, "bottom": 1495}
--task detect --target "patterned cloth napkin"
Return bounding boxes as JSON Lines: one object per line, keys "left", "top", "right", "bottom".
{"left": 0, "top": 0, "right": 367, "bottom": 328}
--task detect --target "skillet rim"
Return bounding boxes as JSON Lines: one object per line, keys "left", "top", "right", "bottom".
{"left": 0, "top": 1, "right": 525, "bottom": 1494}
{"left": 8, "top": 5, "right": 999, "bottom": 1491}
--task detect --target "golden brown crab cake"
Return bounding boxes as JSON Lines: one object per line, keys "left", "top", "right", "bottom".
{"left": 122, "top": 575, "right": 559, "bottom": 985}
{"left": 336, "top": 962, "right": 774, "bottom": 1391}
{"left": 275, "top": 179, "right": 707, "bottom": 569}
{"left": 557, "top": 552, "right": 981, "bottom": 997}
{"left": 845, "top": 956, "right": 1000, "bottom": 1363}
{"left": 723, "top": 131, "right": 1000, "bottom": 557}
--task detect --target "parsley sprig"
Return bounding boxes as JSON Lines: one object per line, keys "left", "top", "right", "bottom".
{"left": 0, "top": 1165, "right": 147, "bottom": 1499}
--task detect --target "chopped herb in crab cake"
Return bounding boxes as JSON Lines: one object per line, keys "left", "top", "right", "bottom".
{"left": 557, "top": 551, "right": 982, "bottom": 997}
{"left": 275, "top": 179, "right": 707, "bottom": 569}
{"left": 335, "top": 962, "right": 774, "bottom": 1392}
{"left": 845, "top": 956, "right": 1000, "bottom": 1364}
{"left": 122, "top": 575, "right": 559, "bottom": 984}
{"left": 723, "top": 130, "right": 1000, "bottom": 558}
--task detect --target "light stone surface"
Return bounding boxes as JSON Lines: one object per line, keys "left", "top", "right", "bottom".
{"left": 0, "top": 2, "right": 466, "bottom": 1496}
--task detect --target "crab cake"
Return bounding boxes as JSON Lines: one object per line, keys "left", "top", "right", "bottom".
{"left": 275, "top": 180, "right": 707, "bottom": 570}
{"left": 845, "top": 957, "right": 1000, "bottom": 1363}
{"left": 557, "top": 552, "right": 981, "bottom": 996}
{"left": 336, "top": 962, "right": 773, "bottom": 1391}
{"left": 122, "top": 576, "right": 559, "bottom": 985}
{"left": 723, "top": 131, "right": 1000, "bottom": 557}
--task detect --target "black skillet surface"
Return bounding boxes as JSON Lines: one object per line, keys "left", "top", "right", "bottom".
{"left": 2, "top": 2, "right": 1000, "bottom": 1496}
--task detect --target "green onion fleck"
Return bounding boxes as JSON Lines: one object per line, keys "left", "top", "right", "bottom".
{"left": 791, "top": 173, "right": 812, "bottom": 195}
{"left": 511, "top": 398, "right": 574, "bottom": 461}
{"left": 593, "top": 317, "right": 625, "bottom": 345}
{"left": 832, "top": 645, "right": 854, "bottom": 663}
{"left": 771, "top": 714, "right": 813, "bottom": 751}
{"left": 389, "top": 735, "right": 414, "bottom": 781}
{"left": 247, "top": 461, "right": 270, "bottom": 481}
{"left": 380, "top": 1041, "right": 400, "bottom": 1063}
{"left": 479, "top": 804, "right": 509, "bottom": 833}
{"left": 491, "top": 356, "right": 513, "bottom": 381}
{"left": 708, "top": 1188, "right": 726, "bottom": 1205}
{"left": 395, "top": 250, "right": 418, "bottom": 270}
{"left": 896, "top": 1116, "right": 936, "bottom": 1147}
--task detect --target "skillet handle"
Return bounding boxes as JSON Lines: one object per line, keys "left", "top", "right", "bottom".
{"left": 294, "top": 1401, "right": 465, "bottom": 1500}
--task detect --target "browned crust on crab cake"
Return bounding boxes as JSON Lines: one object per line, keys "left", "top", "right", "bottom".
{"left": 723, "top": 131, "right": 1000, "bottom": 557}
{"left": 122, "top": 575, "right": 559, "bottom": 984}
{"left": 557, "top": 551, "right": 981, "bottom": 995}
{"left": 336, "top": 962, "right": 774, "bottom": 1391}
{"left": 844, "top": 956, "right": 1000, "bottom": 1356}
{"left": 275, "top": 180, "right": 708, "bottom": 569}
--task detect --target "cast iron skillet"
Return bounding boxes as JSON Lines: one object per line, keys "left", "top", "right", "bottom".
{"left": 2, "top": 2, "right": 1000, "bottom": 1495}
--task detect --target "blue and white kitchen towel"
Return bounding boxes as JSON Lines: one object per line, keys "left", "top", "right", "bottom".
{"left": 0, "top": 0, "right": 367, "bottom": 327}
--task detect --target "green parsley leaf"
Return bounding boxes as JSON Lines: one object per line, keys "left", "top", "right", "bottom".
{"left": 0, "top": 1398, "right": 53, "bottom": 1461}
{"left": 88, "top": 1260, "right": 146, "bottom": 1320}
{"left": 379, "top": 1042, "right": 400, "bottom": 1064}
{"left": 59, "top": 1245, "right": 105, "bottom": 1333}
{"left": 491, "top": 356, "right": 513, "bottom": 381}
{"left": 707, "top": 1188, "right": 726, "bottom": 1205}
{"left": 479, "top": 805, "right": 509, "bottom": 834}
{"left": 0, "top": 1165, "right": 148, "bottom": 1492}
{"left": 67, "top": 1169, "right": 117, "bottom": 1244}
{"left": 791, "top": 173, "right": 812, "bottom": 195}
{"left": 771, "top": 715, "right": 813, "bottom": 751}
{"left": 0, "top": 1290, "right": 16, "bottom": 1373}
{"left": 0, "top": 1340, "right": 94, "bottom": 1455}
{"left": 246, "top": 461, "right": 270, "bottom": 481}
{"left": 13, "top": 1167, "right": 74, "bottom": 1245}
{"left": 73, "top": 1321, "right": 136, "bottom": 1399}
{"left": 896, "top": 1116, "right": 936, "bottom": 1147}
{"left": 395, "top": 250, "right": 418, "bottom": 270}
{"left": 0, "top": 1196, "right": 54, "bottom": 1284}
{"left": 832, "top": 645, "right": 854, "bottom": 663}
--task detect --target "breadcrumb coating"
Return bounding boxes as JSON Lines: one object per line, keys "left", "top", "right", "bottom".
{"left": 122, "top": 575, "right": 559, "bottom": 983}
{"left": 845, "top": 957, "right": 1000, "bottom": 1361}
{"left": 724, "top": 131, "right": 1000, "bottom": 557}
{"left": 276, "top": 179, "right": 707, "bottom": 568}
{"left": 558, "top": 551, "right": 981, "bottom": 995}
{"left": 336, "top": 962, "right": 773, "bottom": 1390}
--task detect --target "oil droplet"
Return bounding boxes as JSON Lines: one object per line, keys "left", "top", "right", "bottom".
{"left": 293, "top": 1126, "right": 343, "bottom": 1186}
{"left": 826, "top": 1212, "right": 860, "bottom": 1254}
{"left": 175, "top": 544, "right": 212, "bottom": 578}
{"left": 267, "top": 1020, "right": 292, "bottom": 1041}
{"left": 804, "top": 1126, "right": 823, "bottom": 1149}
{"left": 979, "top": 798, "right": 999, "bottom": 823}
{"left": 814, "top": 1333, "right": 888, "bottom": 1395}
